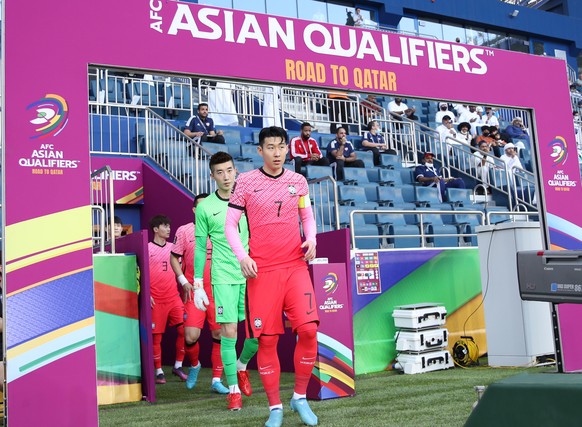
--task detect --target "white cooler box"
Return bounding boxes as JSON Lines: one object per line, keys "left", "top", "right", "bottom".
{"left": 392, "top": 303, "right": 447, "bottom": 330}
{"left": 395, "top": 328, "right": 448, "bottom": 352}
{"left": 395, "top": 350, "right": 454, "bottom": 375}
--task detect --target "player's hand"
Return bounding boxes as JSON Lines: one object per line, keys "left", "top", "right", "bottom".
{"left": 150, "top": 296, "right": 155, "bottom": 308}
{"left": 301, "top": 240, "right": 317, "bottom": 262}
{"left": 182, "top": 282, "right": 194, "bottom": 303}
{"left": 194, "top": 288, "right": 209, "bottom": 311}
{"left": 240, "top": 256, "right": 258, "bottom": 279}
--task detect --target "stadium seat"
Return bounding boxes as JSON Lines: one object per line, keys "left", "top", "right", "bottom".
{"left": 234, "top": 160, "right": 256, "bottom": 173}
{"left": 217, "top": 127, "right": 243, "bottom": 145}
{"left": 446, "top": 188, "right": 476, "bottom": 208}
{"left": 105, "top": 78, "right": 127, "bottom": 104}
{"left": 305, "top": 165, "right": 334, "bottom": 180}
{"left": 240, "top": 144, "right": 262, "bottom": 162}
{"left": 379, "top": 153, "right": 402, "bottom": 169}
{"left": 201, "top": 142, "right": 228, "bottom": 155}
{"left": 375, "top": 186, "right": 416, "bottom": 209}
{"left": 132, "top": 81, "right": 158, "bottom": 107}
{"left": 356, "top": 150, "right": 374, "bottom": 168}
{"left": 374, "top": 209, "right": 421, "bottom": 248}
{"left": 338, "top": 185, "right": 368, "bottom": 205}
{"left": 414, "top": 186, "right": 453, "bottom": 209}
{"left": 414, "top": 208, "right": 459, "bottom": 248}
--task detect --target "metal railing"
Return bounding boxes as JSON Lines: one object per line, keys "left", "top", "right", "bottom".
{"left": 308, "top": 176, "right": 340, "bottom": 233}
{"left": 88, "top": 67, "right": 193, "bottom": 116}
{"left": 198, "top": 80, "right": 280, "bottom": 128}
{"left": 91, "top": 165, "right": 116, "bottom": 253}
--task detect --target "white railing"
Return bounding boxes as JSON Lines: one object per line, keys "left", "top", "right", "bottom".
{"left": 308, "top": 176, "right": 341, "bottom": 233}
{"left": 88, "top": 67, "right": 194, "bottom": 116}
{"left": 198, "top": 80, "right": 280, "bottom": 128}
{"left": 91, "top": 165, "right": 116, "bottom": 254}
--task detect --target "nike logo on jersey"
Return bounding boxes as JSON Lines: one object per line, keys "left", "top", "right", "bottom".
{"left": 254, "top": 189, "right": 263, "bottom": 192}
{"left": 212, "top": 212, "right": 220, "bottom": 216}
{"left": 306, "top": 310, "right": 315, "bottom": 315}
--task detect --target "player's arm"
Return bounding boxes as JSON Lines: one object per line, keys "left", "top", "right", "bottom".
{"left": 193, "top": 206, "right": 210, "bottom": 310}
{"left": 225, "top": 206, "right": 257, "bottom": 278}
{"left": 299, "top": 194, "right": 317, "bottom": 262}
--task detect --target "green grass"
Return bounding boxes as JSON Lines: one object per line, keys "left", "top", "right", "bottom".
{"left": 99, "top": 361, "right": 553, "bottom": 427}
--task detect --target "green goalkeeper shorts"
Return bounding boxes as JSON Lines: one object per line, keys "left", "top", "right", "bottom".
{"left": 212, "top": 282, "right": 247, "bottom": 324}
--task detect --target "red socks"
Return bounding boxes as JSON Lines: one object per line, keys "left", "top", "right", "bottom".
{"left": 211, "top": 338, "right": 224, "bottom": 378}
{"left": 153, "top": 333, "right": 163, "bottom": 369}
{"left": 294, "top": 322, "right": 318, "bottom": 395}
{"left": 175, "top": 324, "right": 185, "bottom": 363}
{"left": 258, "top": 334, "right": 281, "bottom": 406}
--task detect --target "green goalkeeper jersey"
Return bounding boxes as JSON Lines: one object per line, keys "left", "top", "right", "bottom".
{"left": 194, "top": 190, "right": 249, "bottom": 285}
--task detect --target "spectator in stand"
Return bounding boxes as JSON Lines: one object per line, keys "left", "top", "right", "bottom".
{"left": 414, "top": 152, "right": 466, "bottom": 201}
{"left": 473, "top": 141, "right": 495, "bottom": 194}
{"left": 474, "top": 126, "right": 493, "bottom": 149}
{"left": 289, "top": 122, "right": 330, "bottom": 175}
{"left": 458, "top": 105, "right": 480, "bottom": 136}
{"left": 353, "top": 8, "right": 364, "bottom": 27}
{"left": 570, "top": 84, "right": 582, "bottom": 109}
{"left": 574, "top": 111, "right": 581, "bottom": 135}
{"left": 185, "top": 103, "right": 226, "bottom": 144}
{"left": 328, "top": 90, "right": 351, "bottom": 134}
{"left": 360, "top": 94, "right": 382, "bottom": 123}
{"left": 489, "top": 128, "right": 508, "bottom": 157}
{"left": 456, "top": 122, "right": 473, "bottom": 146}
{"left": 388, "top": 97, "right": 417, "bottom": 120}
{"left": 326, "top": 127, "right": 365, "bottom": 181}
{"left": 436, "top": 115, "right": 457, "bottom": 144}
{"left": 483, "top": 107, "right": 500, "bottom": 129}
{"left": 503, "top": 117, "right": 531, "bottom": 150}
{"left": 362, "top": 120, "right": 392, "bottom": 166}
{"left": 500, "top": 143, "right": 523, "bottom": 173}
{"left": 435, "top": 102, "right": 456, "bottom": 124}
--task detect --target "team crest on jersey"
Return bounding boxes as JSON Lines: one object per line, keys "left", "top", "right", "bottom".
{"left": 254, "top": 317, "right": 263, "bottom": 329}
{"left": 217, "top": 306, "right": 224, "bottom": 316}
{"left": 288, "top": 185, "right": 297, "bottom": 195}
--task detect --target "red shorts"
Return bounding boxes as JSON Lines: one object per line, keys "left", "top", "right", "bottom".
{"left": 152, "top": 294, "right": 184, "bottom": 334}
{"left": 183, "top": 289, "right": 220, "bottom": 330}
{"left": 245, "top": 265, "right": 319, "bottom": 338}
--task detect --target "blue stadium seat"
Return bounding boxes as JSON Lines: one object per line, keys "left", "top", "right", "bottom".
{"left": 446, "top": 188, "right": 476, "bottom": 208}
{"left": 217, "top": 127, "right": 243, "bottom": 145}
{"left": 374, "top": 209, "right": 421, "bottom": 248}
{"left": 342, "top": 168, "right": 378, "bottom": 201}
{"left": 240, "top": 144, "right": 261, "bottom": 162}
{"left": 486, "top": 206, "right": 511, "bottom": 224}
{"left": 234, "top": 160, "right": 256, "bottom": 173}
{"left": 319, "top": 135, "right": 336, "bottom": 150}
{"left": 375, "top": 186, "right": 416, "bottom": 209}
{"left": 400, "top": 168, "right": 416, "bottom": 185}
{"left": 379, "top": 154, "right": 403, "bottom": 169}
{"left": 226, "top": 143, "right": 242, "bottom": 159}
{"left": 305, "top": 165, "right": 334, "bottom": 180}
{"left": 105, "top": 78, "right": 127, "bottom": 104}
{"left": 338, "top": 185, "right": 368, "bottom": 205}
{"left": 133, "top": 81, "right": 158, "bottom": 106}
{"left": 201, "top": 142, "right": 228, "bottom": 155}
{"left": 414, "top": 186, "right": 453, "bottom": 209}
{"left": 356, "top": 150, "right": 374, "bottom": 168}
{"left": 414, "top": 208, "right": 459, "bottom": 248}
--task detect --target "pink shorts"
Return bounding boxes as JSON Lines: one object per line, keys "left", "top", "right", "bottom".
{"left": 152, "top": 294, "right": 184, "bottom": 334}
{"left": 245, "top": 265, "right": 319, "bottom": 337}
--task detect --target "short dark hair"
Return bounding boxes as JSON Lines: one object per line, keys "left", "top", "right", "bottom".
{"left": 335, "top": 127, "right": 346, "bottom": 135}
{"left": 114, "top": 216, "right": 123, "bottom": 225}
{"left": 209, "top": 151, "right": 234, "bottom": 172}
{"left": 194, "top": 193, "right": 209, "bottom": 206}
{"left": 197, "top": 102, "right": 208, "bottom": 111}
{"left": 300, "top": 122, "right": 312, "bottom": 130}
{"left": 149, "top": 215, "right": 171, "bottom": 232}
{"left": 367, "top": 121, "right": 377, "bottom": 131}
{"left": 258, "top": 126, "right": 287, "bottom": 147}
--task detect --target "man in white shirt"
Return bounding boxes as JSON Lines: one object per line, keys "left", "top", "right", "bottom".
{"left": 388, "top": 97, "right": 417, "bottom": 120}
{"left": 435, "top": 102, "right": 456, "bottom": 124}
{"left": 458, "top": 105, "right": 480, "bottom": 136}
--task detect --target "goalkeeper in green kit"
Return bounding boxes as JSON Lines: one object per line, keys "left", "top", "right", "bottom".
{"left": 193, "top": 151, "right": 258, "bottom": 411}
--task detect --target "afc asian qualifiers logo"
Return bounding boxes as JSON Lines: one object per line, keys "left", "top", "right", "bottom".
{"left": 323, "top": 272, "right": 339, "bottom": 295}
{"left": 27, "top": 94, "right": 69, "bottom": 139}
{"left": 549, "top": 136, "right": 568, "bottom": 167}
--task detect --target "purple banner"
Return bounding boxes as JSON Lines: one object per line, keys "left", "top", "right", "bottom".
{"left": 92, "top": 156, "right": 144, "bottom": 204}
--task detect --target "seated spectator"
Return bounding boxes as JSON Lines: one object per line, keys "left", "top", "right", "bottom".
{"left": 184, "top": 103, "right": 225, "bottom": 144}
{"left": 289, "top": 122, "right": 330, "bottom": 175}
{"left": 489, "top": 128, "right": 507, "bottom": 157}
{"left": 500, "top": 143, "right": 523, "bottom": 173}
{"left": 473, "top": 141, "right": 495, "bottom": 194}
{"left": 415, "top": 152, "right": 466, "bottom": 201}
{"left": 360, "top": 94, "right": 382, "bottom": 123}
{"left": 388, "top": 97, "right": 417, "bottom": 120}
{"left": 456, "top": 122, "right": 473, "bottom": 146}
{"left": 458, "top": 105, "right": 481, "bottom": 136}
{"left": 436, "top": 115, "right": 457, "bottom": 144}
{"left": 435, "top": 102, "right": 456, "bottom": 124}
{"left": 362, "top": 120, "right": 393, "bottom": 166}
{"left": 474, "top": 126, "right": 493, "bottom": 149}
{"left": 483, "top": 106, "right": 499, "bottom": 129}
{"left": 326, "top": 127, "right": 365, "bottom": 181}
{"left": 503, "top": 117, "right": 531, "bottom": 149}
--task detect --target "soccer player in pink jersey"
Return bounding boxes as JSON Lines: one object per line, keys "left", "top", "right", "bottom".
{"left": 170, "top": 194, "right": 229, "bottom": 394}
{"left": 225, "top": 126, "right": 319, "bottom": 427}
{"left": 148, "top": 215, "right": 186, "bottom": 385}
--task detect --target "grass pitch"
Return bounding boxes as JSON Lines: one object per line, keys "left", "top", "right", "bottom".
{"left": 99, "top": 361, "right": 552, "bottom": 426}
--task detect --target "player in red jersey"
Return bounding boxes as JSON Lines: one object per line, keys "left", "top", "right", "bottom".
{"left": 225, "top": 126, "right": 319, "bottom": 427}
{"left": 148, "top": 215, "right": 185, "bottom": 385}
{"left": 170, "top": 194, "right": 229, "bottom": 393}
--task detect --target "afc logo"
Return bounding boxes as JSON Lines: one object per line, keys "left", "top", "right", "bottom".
{"left": 254, "top": 318, "right": 263, "bottom": 329}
